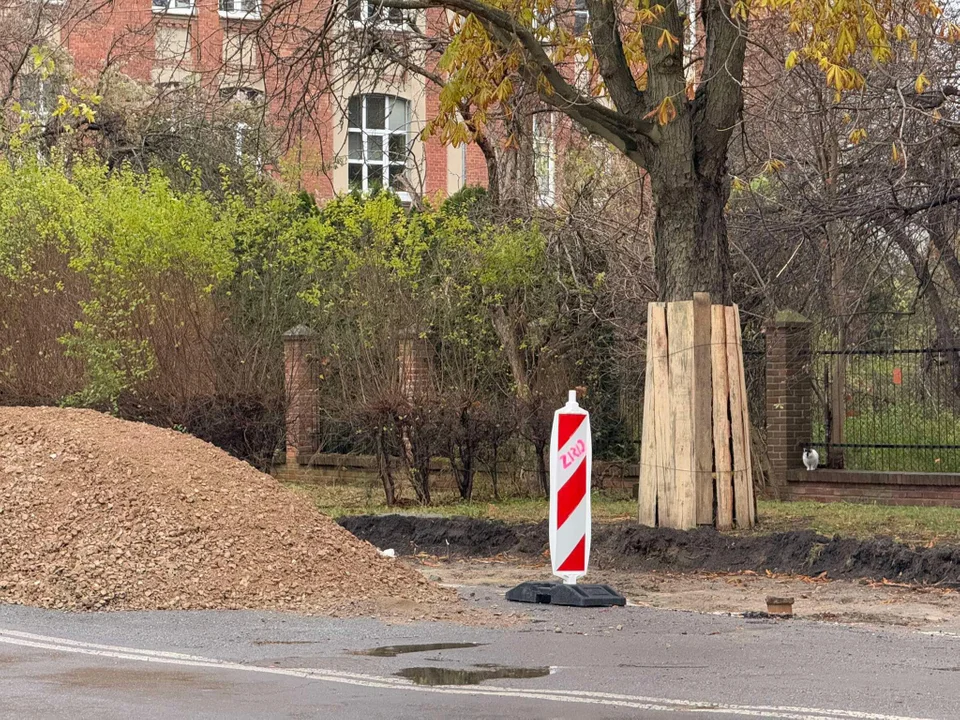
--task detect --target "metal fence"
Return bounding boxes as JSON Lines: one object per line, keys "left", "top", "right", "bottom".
{"left": 809, "top": 345, "right": 960, "bottom": 472}
{"left": 743, "top": 336, "right": 766, "bottom": 435}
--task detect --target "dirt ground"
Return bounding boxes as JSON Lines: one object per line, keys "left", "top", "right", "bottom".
{"left": 410, "top": 558, "right": 960, "bottom": 633}
{"left": 0, "top": 407, "right": 467, "bottom": 622}
{"left": 341, "top": 514, "right": 960, "bottom": 585}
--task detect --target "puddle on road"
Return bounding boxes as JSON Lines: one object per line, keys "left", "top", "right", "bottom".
{"left": 357, "top": 642, "right": 483, "bottom": 657}
{"left": 396, "top": 665, "right": 550, "bottom": 686}
{"left": 42, "top": 668, "right": 227, "bottom": 692}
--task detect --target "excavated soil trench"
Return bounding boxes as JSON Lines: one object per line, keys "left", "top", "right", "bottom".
{"left": 339, "top": 515, "right": 960, "bottom": 586}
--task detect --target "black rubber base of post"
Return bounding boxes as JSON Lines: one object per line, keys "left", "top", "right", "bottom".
{"left": 505, "top": 581, "right": 626, "bottom": 607}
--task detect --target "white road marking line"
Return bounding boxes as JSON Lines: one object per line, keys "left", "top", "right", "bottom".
{"left": 469, "top": 688, "right": 933, "bottom": 720}
{"left": 0, "top": 628, "right": 940, "bottom": 720}
{"left": 919, "top": 631, "right": 960, "bottom": 638}
{"left": 0, "top": 628, "right": 216, "bottom": 662}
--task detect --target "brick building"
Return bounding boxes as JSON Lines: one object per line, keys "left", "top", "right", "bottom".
{"left": 28, "top": 0, "right": 518, "bottom": 202}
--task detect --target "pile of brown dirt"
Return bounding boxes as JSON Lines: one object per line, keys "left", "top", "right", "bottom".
{"left": 0, "top": 407, "right": 458, "bottom": 618}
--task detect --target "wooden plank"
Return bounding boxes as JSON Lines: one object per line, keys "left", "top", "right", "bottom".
{"left": 711, "top": 304, "right": 733, "bottom": 531}
{"left": 667, "top": 300, "right": 697, "bottom": 530}
{"left": 692, "top": 292, "right": 714, "bottom": 525}
{"left": 725, "top": 305, "right": 750, "bottom": 528}
{"left": 732, "top": 305, "right": 756, "bottom": 526}
{"left": 638, "top": 304, "right": 658, "bottom": 527}
{"left": 650, "top": 303, "right": 675, "bottom": 528}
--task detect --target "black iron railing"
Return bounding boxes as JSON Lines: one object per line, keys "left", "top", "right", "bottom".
{"left": 810, "top": 345, "right": 960, "bottom": 472}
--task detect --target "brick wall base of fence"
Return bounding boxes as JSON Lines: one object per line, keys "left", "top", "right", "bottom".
{"left": 271, "top": 452, "right": 638, "bottom": 495}
{"left": 786, "top": 470, "right": 960, "bottom": 507}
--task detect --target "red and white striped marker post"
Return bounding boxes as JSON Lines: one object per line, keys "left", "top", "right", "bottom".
{"left": 549, "top": 390, "right": 592, "bottom": 585}
{"left": 504, "top": 391, "right": 623, "bottom": 604}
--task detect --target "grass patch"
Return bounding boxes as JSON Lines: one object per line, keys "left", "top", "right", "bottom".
{"left": 811, "top": 352, "right": 960, "bottom": 472}
{"left": 287, "top": 483, "right": 636, "bottom": 523}
{"left": 290, "top": 482, "right": 960, "bottom": 546}
{"left": 752, "top": 499, "right": 960, "bottom": 545}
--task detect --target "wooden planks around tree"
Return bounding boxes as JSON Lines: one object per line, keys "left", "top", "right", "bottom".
{"left": 692, "top": 293, "right": 714, "bottom": 525}
{"left": 727, "top": 305, "right": 756, "bottom": 527}
{"left": 667, "top": 301, "right": 697, "bottom": 530}
{"left": 650, "top": 303, "right": 675, "bottom": 528}
{"left": 638, "top": 296, "right": 755, "bottom": 530}
{"left": 638, "top": 313, "right": 657, "bottom": 526}
{"left": 710, "top": 304, "right": 734, "bottom": 530}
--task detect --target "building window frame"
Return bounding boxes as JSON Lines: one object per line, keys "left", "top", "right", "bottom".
{"left": 346, "top": 94, "right": 412, "bottom": 200}
{"left": 153, "top": 0, "right": 197, "bottom": 16}
{"left": 221, "top": 86, "right": 266, "bottom": 168}
{"left": 20, "top": 72, "right": 61, "bottom": 124}
{"left": 574, "top": 0, "right": 588, "bottom": 35}
{"left": 347, "top": 0, "right": 410, "bottom": 30}
{"left": 219, "top": 0, "right": 261, "bottom": 20}
{"left": 533, "top": 112, "right": 556, "bottom": 207}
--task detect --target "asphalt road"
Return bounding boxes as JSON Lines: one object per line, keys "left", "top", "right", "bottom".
{"left": 1, "top": 584, "right": 958, "bottom": 719}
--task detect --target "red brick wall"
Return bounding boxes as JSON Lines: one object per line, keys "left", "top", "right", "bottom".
{"left": 67, "top": 1, "right": 154, "bottom": 80}
{"left": 283, "top": 326, "right": 318, "bottom": 464}
{"left": 765, "top": 314, "right": 812, "bottom": 493}
{"left": 423, "top": 85, "right": 447, "bottom": 198}
{"left": 464, "top": 142, "right": 488, "bottom": 187}
{"left": 398, "top": 330, "right": 432, "bottom": 400}
{"left": 785, "top": 470, "right": 960, "bottom": 507}
{"left": 55, "top": 0, "right": 483, "bottom": 200}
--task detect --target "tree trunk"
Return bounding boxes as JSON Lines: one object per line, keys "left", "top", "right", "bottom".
{"left": 648, "top": 169, "right": 731, "bottom": 302}
{"left": 640, "top": 0, "right": 741, "bottom": 304}
{"left": 489, "top": 305, "right": 530, "bottom": 401}
{"left": 928, "top": 209, "right": 960, "bottom": 299}
{"left": 400, "top": 425, "right": 431, "bottom": 505}
{"left": 458, "top": 454, "right": 474, "bottom": 501}
{"left": 891, "top": 225, "right": 960, "bottom": 399}
{"left": 376, "top": 429, "right": 396, "bottom": 506}
{"left": 488, "top": 446, "right": 500, "bottom": 500}
{"left": 533, "top": 439, "right": 548, "bottom": 497}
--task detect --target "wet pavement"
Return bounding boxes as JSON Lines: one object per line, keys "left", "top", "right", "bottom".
{"left": 1, "top": 584, "right": 959, "bottom": 719}
{"left": 357, "top": 642, "right": 485, "bottom": 658}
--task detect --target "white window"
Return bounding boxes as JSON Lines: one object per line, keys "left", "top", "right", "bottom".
{"left": 220, "top": 0, "right": 261, "bottom": 19}
{"left": 235, "top": 122, "right": 250, "bottom": 162}
{"left": 347, "top": 94, "right": 411, "bottom": 196}
{"left": 221, "top": 85, "right": 263, "bottom": 104}
{"left": 20, "top": 73, "right": 58, "bottom": 122}
{"left": 222, "top": 86, "right": 264, "bottom": 167}
{"left": 347, "top": 0, "right": 407, "bottom": 28}
{"left": 153, "top": 0, "right": 195, "bottom": 15}
{"left": 533, "top": 113, "right": 556, "bottom": 207}
{"left": 531, "top": 6, "right": 556, "bottom": 38}
{"left": 574, "top": 0, "right": 588, "bottom": 35}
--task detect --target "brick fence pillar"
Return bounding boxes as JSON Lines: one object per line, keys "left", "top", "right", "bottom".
{"left": 765, "top": 311, "right": 812, "bottom": 495}
{"left": 398, "top": 328, "right": 433, "bottom": 400}
{"left": 283, "top": 325, "right": 318, "bottom": 465}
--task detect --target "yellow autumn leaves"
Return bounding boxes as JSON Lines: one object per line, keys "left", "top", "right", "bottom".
{"left": 644, "top": 96, "right": 676, "bottom": 126}
{"left": 429, "top": 0, "right": 954, "bottom": 141}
